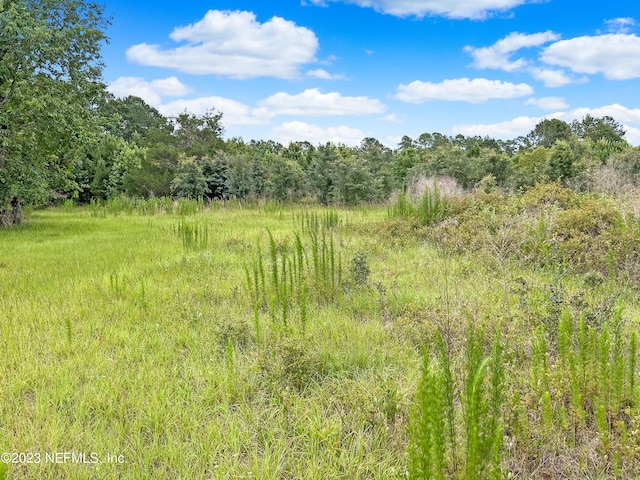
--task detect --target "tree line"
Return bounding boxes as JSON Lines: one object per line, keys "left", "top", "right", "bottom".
{"left": 2, "top": 0, "right": 640, "bottom": 226}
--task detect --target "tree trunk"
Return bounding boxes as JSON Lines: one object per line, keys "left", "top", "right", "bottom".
{"left": 0, "top": 197, "right": 24, "bottom": 226}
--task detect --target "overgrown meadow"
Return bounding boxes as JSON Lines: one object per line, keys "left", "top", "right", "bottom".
{"left": 1, "top": 186, "right": 640, "bottom": 479}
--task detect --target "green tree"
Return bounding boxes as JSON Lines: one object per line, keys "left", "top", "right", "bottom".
{"left": 571, "top": 114, "right": 627, "bottom": 144}
{"left": 171, "top": 158, "right": 209, "bottom": 199}
{"left": 310, "top": 143, "right": 339, "bottom": 204}
{"left": 393, "top": 147, "right": 421, "bottom": 189}
{"left": 99, "top": 95, "right": 172, "bottom": 144}
{"left": 267, "top": 155, "right": 305, "bottom": 201}
{"left": 548, "top": 140, "right": 576, "bottom": 182}
{"left": 225, "top": 154, "right": 253, "bottom": 199}
{"left": 0, "top": 0, "right": 109, "bottom": 224}
{"left": 527, "top": 119, "right": 572, "bottom": 148}
{"left": 510, "top": 146, "right": 550, "bottom": 188}
{"left": 173, "top": 109, "right": 224, "bottom": 157}
{"left": 202, "top": 156, "right": 229, "bottom": 200}
{"left": 122, "top": 144, "right": 177, "bottom": 198}
{"left": 357, "top": 137, "right": 393, "bottom": 200}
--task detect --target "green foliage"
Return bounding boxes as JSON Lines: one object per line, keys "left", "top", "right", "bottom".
{"left": 121, "top": 144, "right": 177, "bottom": 199}
{"left": 521, "top": 182, "right": 577, "bottom": 211}
{"left": 0, "top": 0, "right": 109, "bottom": 223}
{"left": 258, "top": 337, "right": 327, "bottom": 393}
{"left": 408, "top": 329, "right": 505, "bottom": 480}
{"left": 349, "top": 250, "right": 371, "bottom": 287}
{"left": 246, "top": 227, "right": 343, "bottom": 329}
{"left": 388, "top": 190, "right": 415, "bottom": 221}
{"left": 266, "top": 155, "right": 306, "bottom": 201}
{"left": 571, "top": 114, "right": 627, "bottom": 144}
{"left": 528, "top": 305, "right": 639, "bottom": 472}
{"left": 5, "top": 200, "right": 640, "bottom": 477}
{"left": 170, "top": 159, "right": 209, "bottom": 199}
{"left": 417, "top": 181, "right": 448, "bottom": 226}
{"left": 173, "top": 218, "right": 209, "bottom": 251}
{"left": 548, "top": 141, "right": 577, "bottom": 182}
{"left": 99, "top": 95, "right": 172, "bottom": 144}
{"left": 388, "top": 179, "right": 450, "bottom": 227}
{"left": 527, "top": 118, "right": 572, "bottom": 148}
{"left": 511, "top": 146, "right": 550, "bottom": 188}
{"left": 296, "top": 208, "right": 341, "bottom": 234}
{"left": 173, "top": 109, "right": 225, "bottom": 157}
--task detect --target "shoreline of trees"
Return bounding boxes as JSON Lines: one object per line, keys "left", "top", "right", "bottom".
{"left": 2, "top": 1, "right": 639, "bottom": 226}
{"left": 66, "top": 96, "right": 640, "bottom": 208}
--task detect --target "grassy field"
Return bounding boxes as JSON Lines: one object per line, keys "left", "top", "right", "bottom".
{"left": 1, "top": 193, "right": 639, "bottom": 479}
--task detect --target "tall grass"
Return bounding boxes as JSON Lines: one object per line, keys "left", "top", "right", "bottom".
{"left": 528, "top": 304, "right": 639, "bottom": 472}
{"left": 387, "top": 190, "right": 414, "bottom": 220}
{"left": 5, "top": 189, "right": 640, "bottom": 479}
{"left": 417, "top": 181, "right": 448, "bottom": 226}
{"left": 173, "top": 218, "right": 209, "bottom": 250}
{"left": 388, "top": 180, "right": 449, "bottom": 226}
{"left": 408, "top": 328, "right": 505, "bottom": 480}
{"left": 246, "top": 228, "right": 342, "bottom": 330}
{"left": 295, "top": 209, "right": 341, "bottom": 233}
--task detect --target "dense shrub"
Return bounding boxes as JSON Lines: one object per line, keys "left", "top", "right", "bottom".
{"left": 521, "top": 182, "right": 577, "bottom": 211}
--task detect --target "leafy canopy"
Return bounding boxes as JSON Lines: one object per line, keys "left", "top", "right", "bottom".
{"left": 0, "top": 0, "right": 109, "bottom": 224}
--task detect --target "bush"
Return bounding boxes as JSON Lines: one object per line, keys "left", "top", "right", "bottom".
{"left": 521, "top": 182, "right": 577, "bottom": 211}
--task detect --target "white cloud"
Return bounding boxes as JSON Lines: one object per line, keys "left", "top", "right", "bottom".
{"left": 126, "top": 10, "right": 318, "bottom": 79}
{"left": 528, "top": 67, "right": 575, "bottom": 87}
{"left": 541, "top": 34, "right": 640, "bottom": 80}
{"left": 381, "top": 114, "right": 403, "bottom": 123}
{"left": 108, "top": 76, "right": 193, "bottom": 106}
{"left": 605, "top": 17, "right": 637, "bottom": 34}
{"left": 453, "top": 115, "right": 548, "bottom": 139}
{"left": 566, "top": 104, "right": 640, "bottom": 126}
{"left": 525, "top": 96, "right": 568, "bottom": 110}
{"left": 309, "top": 0, "right": 533, "bottom": 19}
{"left": 452, "top": 103, "right": 640, "bottom": 143}
{"left": 272, "top": 121, "right": 367, "bottom": 146}
{"left": 465, "top": 31, "right": 560, "bottom": 71}
{"left": 256, "top": 88, "right": 386, "bottom": 116}
{"left": 624, "top": 126, "right": 640, "bottom": 146}
{"left": 306, "top": 69, "right": 348, "bottom": 80}
{"left": 158, "top": 97, "right": 269, "bottom": 126}
{"left": 394, "top": 78, "right": 533, "bottom": 104}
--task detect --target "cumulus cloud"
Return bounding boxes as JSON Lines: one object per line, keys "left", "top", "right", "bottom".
{"left": 525, "top": 96, "right": 568, "bottom": 110}
{"left": 541, "top": 34, "right": 640, "bottom": 80}
{"left": 108, "top": 76, "right": 193, "bottom": 106}
{"left": 394, "top": 78, "right": 533, "bottom": 104}
{"left": 107, "top": 84, "right": 386, "bottom": 128}
{"left": 465, "top": 31, "right": 560, "bottom": 71}
{"left": 307, "top": 0, "right": 533, "bottom": 19}
{"left": 381, "top": 114, "right": 403, "bottom": 123}
{"left": 624, "top": 126, "right": 640, "bottom": 145}
{"left": 126, "top": 10, "right": 319, "bottom": 79}
{"left": 306, "top": 69, "right": 348, "bottom": 80}
{"left": 566, "top": 104, "right": 640, "bottom": 125}
{"left": 452, "top": 103, "right": 640, "bottom": 143}
{"left": 272, "top": 121, "right": 367, "bottom": 146}
{"left": 256, "top": 88, "right": 385, "bottom": 117}
{"left": 528, "top": 67, "right": 576, "bottom": 87}
{"left": 605, "top": 17, "right": 637, "bottom": 34}
{"left": 158, "top": 97, "right": 270, "bottom": 126}
{"left": 453, "top": 115, "right": 552, "bottom": 139}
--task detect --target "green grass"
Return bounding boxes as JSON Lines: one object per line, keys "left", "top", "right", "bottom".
{"left": 0, "top": 197, "right": 639, "bottom": 478}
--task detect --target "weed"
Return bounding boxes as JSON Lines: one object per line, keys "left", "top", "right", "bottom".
{"left": 349, "top": 250, "right": 370, "bottom": 287}
{"left": 408, "top": 328, "right": 505, "bottom": 480}
{"left": 174, "top": 218, "right": 209, "bottom": 250}
{"left": 417, "top": 180, "right": 448, "bottom": 226}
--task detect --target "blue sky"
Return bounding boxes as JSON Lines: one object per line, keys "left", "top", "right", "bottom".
{"left": 102, "top": 0, "right": 640, "bottom": 146}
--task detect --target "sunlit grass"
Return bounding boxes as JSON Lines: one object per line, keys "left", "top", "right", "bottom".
{"left": 1, "top": 198, "right": 639, "bottom": 478}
